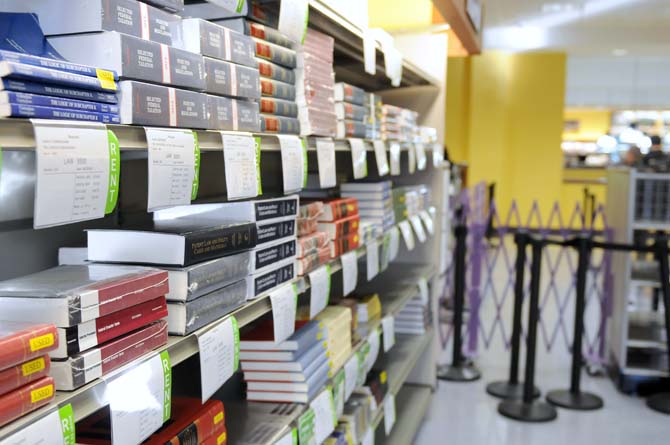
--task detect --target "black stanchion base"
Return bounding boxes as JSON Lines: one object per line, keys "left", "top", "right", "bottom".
{"left": 647, "top": 393, "right": 670, "bottom": 414}
{"left": 486, "top": 380, "right": 541, "bottom": 400}
{"left": 546, "top": 389, "right": 603, "bottom": 410}
{"left": 437, "top": 363, "right": 481, "bottom": 382}
{"left": 498, "top": 400, "right": 558, "bottom": 422}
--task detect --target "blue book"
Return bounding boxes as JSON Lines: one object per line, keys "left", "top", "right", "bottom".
{"left": 246, "top": 359, "right": 331, "bottom": 393}
{"left": 0, "top": 78, "right": 118, "bottom": 104}
{"left": 0, "top": 103, "right": 120, "bottom": 124}
{"left": 240, "top": 339, "right": 329, "bottom": 369}
{"left": 0, "top": 61, "right": 117, "bottom": 93}
{"left": 247, "top": 373, "right": 330, "bottom": 403}
{"left": 0, "top": 91, "right": 119, "bottom": 114}
{"left": 240, "top": 320, "right": 323, "bottom": 351}
{"left": 0, "top": 50, "right": 118, "bottom": 81}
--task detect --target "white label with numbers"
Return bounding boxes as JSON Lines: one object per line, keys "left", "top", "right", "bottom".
{"left": 270, "top": 284, "right": 297, "bottom": 343}
{"left": 384, "top": 395, "right": 396, "bottom": 435}
{"left": 415, "top": 142, "right": 427, "bottom": 170}
{"left": 381, "top": 315, "right": 395, "bottom": 352}
{"left": 366, "top": 241, "right": 379, "bottom": 280}
{"left": 278, "top": 0, "right": 308, "bottom": 43}
{"left": 419, "top": 210, "right": 435, "bottom": 235}
{"left": 222, "top": 132, "right": 259, "bottom": 200}
{"left": 398, "top": 220, "right": 415, "bottom": 250}
{"left": 316, "top": 138, "right": 336, "bottom": 188}
{"left": 311, "top": 389, "right": 336, "bottom": 444}
{"left": 348, "top": 138, "right": 368, "bottom": 179}
{"left": 341, "top": 251, "right": 358, "bottom": 296}
{"left": 408, "top": 143, "right": 416, "bottom": 174}
{"left": 309, "top": 265, "right": 330, "bottom": 318}
{"left": 278, "top": 135, "right": 305, "bottom": 193}
{"left": 410, "top": 215, "right": 427, "bottom": 243}
{"left": 343, "top": 354, "right": 359, "bottom": 400}
{"left": 372, "top": 140, "right": 389, "bottom": 176}
{"left": 418, "top": 277, "right": 429, "bottom": 304}
{"left": 198, "top": 317, "right": 238, "bottom": 402}
{"left": 389, "top": 142, "right": 401, "bottom": 175}
{"left": 389, "top": 226, "right": 400, "bottom": 260}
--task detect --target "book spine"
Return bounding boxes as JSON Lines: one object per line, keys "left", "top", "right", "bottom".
{"left": 95, "top": 270, "right": 170, "bottom": 318}
{"left": 260, "top": 78, "right": 296, "bottom": 100}
{"left": 320, "top": 217, "right": 360, "bottom": 239}
{"left": 183, "top": 251, "right": 252, "bottom": 301}
{"left": 260, "top": 97, "right": 298, "bottom": 117}
{"left": 120, "top": 81, "right": 208, "bottom": 128}
{"left": 0, "top": 78, "right": 118, "bottom": 103}
{"left": 257, "top": 219, "right": 296, "bottom": 245}
{"left": 326, "top": 200, "right": 359, "bottom": 221}
{"left": 0, "top": 325, "right": 58, "bottom": 371}
{"left": 246, "top": 22, "right": 293, "bottom": 49}
{"left": 248, "top": 3, "right": 279, "bottom": 28}
{"left": 6, "top": 62, "right": 117, "bottom": 92}
{"left": 330, "top": 232, "right": 361, "bottom": 258}
{"left": 256, "top": 58, "right": 296, "bottom": 84}
{"left": 98, "top": 320, "right": 168, "bottom": 379}
{"left": 336, "top": 83, "right": 365, "bottom": 105}
{"left": 0, "top": 376, "right": 55, "bottom": 428}
{"left": 3, "top": 103, "right": 120, "bottom": 123}
{"left": 338, "top": 102, "right": 366, "bottom": 121}
{"left": 102, "top": 0, "right": 177, "bottom": 45}
{"left": 155, "top": 401, "right": 226, "bottom": 445}
{"left": 254, "top": 262, "right": 295, "bottom": 295}
{"left": 0, "top": 355, "right": 50, "bottom": 397}
{"left": 143, "top": 0, "right": 184, "bottom": 13}
{"left": 297, "top": 247, "right": 329, "bottom": 276}
{"left": 254, "top": 40, "right": 296, "bottom": 68}
{"left": 2, "top": 91, "right": 119, "bottom": 114}
{"left": 337, "top": 120, "right": 366, "bottom": 138}
{"left": 0, "top": 50, "right": 118, "bottom": 80}
{"left": 260, "top": 114, "right": 300, "bottom": 134}
{"left": 297, "top": 232, "right": 328, "bottom": 258}
{"left": 185, "top": 223, "right": 257, "bottom": 265}
{"left": 198, "top": 429, "right": 228, "bottom": 445}
{"left": 255, "top": 197, "right": 299, "bottom": 221}
{"left": 255, "top": 239, "right": 297, "bottom": 271}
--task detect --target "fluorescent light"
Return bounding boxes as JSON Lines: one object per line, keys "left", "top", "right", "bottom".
{"left": 612, "top": 48, "right": 628, "bottom": 56}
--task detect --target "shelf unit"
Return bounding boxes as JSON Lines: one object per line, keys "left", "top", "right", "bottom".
{"left": 383, "top": 384, "right": 432, "bottom": 445}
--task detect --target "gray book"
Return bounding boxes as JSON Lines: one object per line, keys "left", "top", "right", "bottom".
{"left": 204, "top": 57, "right": 261, "bottom": 99}
{"left": 182, "top": 0, "right": 248, "bottom": 19}
{"left": 144, "top": 0, "right": 184, "bottom": 12}
{"left": 206, "top": 95, "right": 260, "bottom": 132}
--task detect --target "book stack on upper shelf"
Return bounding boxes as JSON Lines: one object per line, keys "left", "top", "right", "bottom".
{"left": 364, "top": 93, "right": 383, "bottom": 140}
{"left": 334, "top": 82, "right": 367, "bottom": 139}
{"left": 340, "top": 181, "right": 395, "bottom": 234}
{"left": 240, "top": 320, "right": 330, "bottom": 403}
{"left": 395, "top": 290, "right": 432, "bottom": 335}
{"left": 0, "top": 265, "right": 170, "bottom": 391}
{"left": 0, "top": 322, "right": 58, "bottom": 427}
{"left": 381, "top": 104, "right": 419, "bottom": 143}
{"left": 297, "top": 202, "right": 330, "bottom": 276}
{"left": 316, "top": 197, "right": 361, "bottom": 258}
{"left": 296, "top": 28, "right": 337, "bottom": 137}
{"left": 315, "top": 306, "right": 352, "bottom": 371}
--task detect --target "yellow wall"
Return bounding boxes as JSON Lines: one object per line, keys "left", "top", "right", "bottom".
{"left": 563, "top": 108, "right": 612, "bottom": 142}
{"left": 368, "top": 0, "right": 433, "bottom": 29}
{"left": 445, "top": 57, "right": 470, "bottom": 163}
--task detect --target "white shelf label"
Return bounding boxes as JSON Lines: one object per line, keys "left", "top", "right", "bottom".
{"left": 333, "top": 370, "right": 346, "bottom": 418}
{"left": 398, "top": 220, "right": 416, "bottom": 251}
{"left": 365, "top": 329, "right": 381, "bottom": 373}
{"left": 316, "top": 138, "right": 336, "bottom": 188}
{"left": 198, "top": 317, "right": 239, "bottom": 402}
{"left": 419, "top": 210, "right": 435, "bottom": 235}
{"left": 5, "top": 404, "right": 75, "bottom": 445}
{"left": 389, "top": 142, "right": 401, "bottom": 176}
{"left": 222, "top": 132, "right": 259, "bottom": 200}
{"left": 341, "top": 251, "right": 358, "bottom": 296}
{"left": 410, "top": 215, "right": 427, "bottom": 243}
{"left": 363, "top": 30, "right": 376, "bottom": 75}
{"left": 383, "top": 395, "right": 397, "bottom": 435}
{"left": 385, "top": 47, "right": 403, "bottom": 87}
{"left": 381, "top": 315, "right": 395, "bottom": 352}
{"left": 269, "top": 283, "right": 297, "bottom": 343}
{"left": 308, "top": 265, "right": 331, "bottom": 319}
{"left": 366, "top": 241, "right": 379, "bottom": 280}
{"left": 33, "top": 120, "right": 111, "bottom": 228}
{"left": 415, "top": 142, "right": 427, "bottom": 170}
{"left": 418, "top": 277, "right": 429, "bottom": 304}
{"left": 343, "top": 353, "right": 359, "bottom": 401}
{"left": 278, "top": 135, "right": 306, "bottom": 194}
{"left": 278, "top": 0, "right": 308, "bottom": 43}
{"left": 146, "top": 128, "right": 198, "bottom": 211}
{"left": 389, "top": 226, "right": 400, "bottom": 260}
{"left": 311, "top": 389, "right": 336, "bottom": 444}
{"left": 348, "top": 138, "right": 368, "bottom": 179}
{"left": 408, "top": 143, "right": 416, "bottom": 174}
{"left": 106, "top": 351, "right": 171, "bottom": 445}
{"left": 362, "top": 427, "right": 375, "bottom": 445}
{"left": 372, "top": 140, "right": 389, "bottom": 176}
{"left": 433, "top": 142, "right": 445, "bottom": 167}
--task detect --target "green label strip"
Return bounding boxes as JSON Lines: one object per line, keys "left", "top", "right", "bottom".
{"left": 254, "top": 136, "right": 263, "bottom": 195}
{"left": 58, "top": 404, "right": 75, "bottom": 445}
{"left": 191, "top": 131, "right": 201, "bottom": 201}
{"left": 236, "top": 0, "right": 244, "bottom": 13}
{"left": 301, "top": 4, "right": 309, "bottom": 45}
{"left": 301, "top": 138, "right": 308, "bottom": 188}
{"left": 231, "top": 316, "right": 240, "bottom": 372}
{"left": 160, "top": 351, "right": 172, "bottom": 423}
{"left": 325, "top": 264, "right": 332, "bottom": 306}
{"left": 105, "top": 130, "right": 120, "bottom": 214}
{"left": 292, "top": 428, "right": 298, "bottom": 445}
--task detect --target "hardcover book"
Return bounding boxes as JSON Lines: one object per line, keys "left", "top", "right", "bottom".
{"left": 0, "top": 78, "right": 118, "bottom": 104}
{"left": 144, "top": 398, "right": 226, "bottom": 445}
{"left": 0, "top": 376, "right": 55, "bottom": 427}
{"left": 336, "top": 120, "right": 366, "bottom": 139}
{"left": 0, "top": 61, "right": 117, "bottom": 92}
{"left": 318, "top": 215, "right": 360, "bottom": 240}
{"left": 297, "top": 246, "right": 330, "bottom": 276}
{"left": 253, "top": 238, "right": 297, "bottom": 273}
{"left": 252, "top": 38, "right": 296, "bottom": 69}
{"left": 334, "top": 83, "right": 365, "bottom": 106}
{"left": 260, "top": 97, "right": 298, "bottom": 117}
{"left": 0, "top": 103, "right": 120, "bottom": 123}
{"left": 249, "top": 258, "right": 295, "bottom": 297}
{"left": 216, "top": 19, "right": 293, "bottom": 49}
{"left": 154, "top": 195, "right": 299, "bottom": 223}
{"left": 260, "top": 114, "right": 300, "bottom": 134}
{"left": 241, "top": 320, "right": 323, "bottom": 351}
{"left": 182, "top": 0, "right": 249, "bottom": 19}
{"left": 0, "top": 355, "right": 50, "bottom": 397}
{"left": 0, "top": 91, "right": 119, "bottom": 114}
{"left": 318, "top": 198, "right": 360, "bottom": 222}
{"left": 260, "top": 78, "right": 296, "bottom": 100}
{"left": 206, "top": 94, "right": 260, "bottom": 132}
{"left": 246, "top": 376, "right": 327, "bottom": 403}
{"left": 144, "top": 0, "right": 184, "bottom": 12}
{"left": 240, "top": 342, "right": 329, "bottom": 373}
{"left": 0, "top": 265, "right": 169, "bottom": 327}
{"left": 246, "top": 360, "right": 330, "bottom": 392}
{"left": 204, "top": 57, "right": 261, "bottom": 99}
{"left": 254, "top": 58, "right": 296, "bottom": 84}
{"left": 297, "top": 232, "right": 329, "bottom": 258}
{"left": 335, "top": 102, "right": 366, "bottom": 122}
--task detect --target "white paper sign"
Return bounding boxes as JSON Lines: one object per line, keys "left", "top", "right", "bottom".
{"left": 408, "top": 143, "right": 416, "bottom": 174}
{"left": 269, "top": 284, "right": 297, "bottom": 343}
{"left": 389, "top": 226, "right": 400, "bottom": 260}
{"left": 316, "top": 138, "right": 336, "bottom": 188}
{"left": 383, "top": 395, "right": 397, "bottom": 435}
{"left": 106, "top": 352, "right": 171, "bottom": 445}
{"left": 363, "top": 30, "right": 376, "bottom": 75}
{"left": 433, "top": 142, "right": 445, "bottom": 167}
{"left": 415, "top": 143, "right": 427, "bottom": 170}
{"left": 311, "top": 389, "right": 336, "bottom": 445}
{"left": 278, "top": 135, "right": 306, "bottom": 193}
{"left": 365, "top": 329, "right": 381, "bottom": 373}
{"left": 410, "top": 215, "right": 427, "bottom": 243}
{"left": 386, "top": 47, "right": 403, "bottom": 87}
{"left": 146, "top": 128, "right": 196, "bottom": 211}
{"left": 419, "top": 210, "right": 435, "bottom": 235}
{"left": 343, "top": 354, "right": 359, "bottom": 400}
{"left": 309, "top": 265, "right": 331, "bottom": 319}
{"left": 372, "top": 140, "right": 390, "bottom": 176}
{"left": 348, "top": 138, "right": 368, "bottom": 179}
{"left": 398, "top": 220, "right": 415, "bottom": 250}
{"left": 33, "top": 121, "right": 110, "bottom": 228}
{"left": 222, "top": 132, "right": 259, "bottom": 200}
{"left": 5, "top": 404, "right": 75, "bottom": 445}
{"left": 198, "top": 317, "right": 239, "bottom": 402}
{"left": 362, "top": 427, "right": 375, "bottom": 445}
{"left": 278, "top": 0, "right": 308, "bottom": 43}
{"left": 341, "top": 251, "right": 358, "bottom": 296}
{"left": 418, "top": 277, "right": 429, "bottom": 304}
{"left": 274, "top": 429, "right": 296, "bottom": 445}
{"left": 366, "top": 241, "right": 379, "bottom": 280}
{"left": 381, "top": 315, "right": 395, "bottom": 352}
{"left": 389, "top": 142, "right": 401, "bottom": 176}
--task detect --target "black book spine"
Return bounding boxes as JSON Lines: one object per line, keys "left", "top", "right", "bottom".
{"left": 254, "top": 262, "right": 295, "bottom": 295}
{"left": 256, "top": 219, "right": 296, "bottom": 245}
{"left": 184, "top": 223, "right": 258, "bottom": 265}
{"left": 255, "top": 239, "right": 297, "bottom": 270}
{"left": 255, "top": 198, "right": 298, "bottom": 220}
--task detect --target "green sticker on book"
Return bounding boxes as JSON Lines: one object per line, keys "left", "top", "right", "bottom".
{"left": 301, "top": 138, "right": 308, "bottom": 188}
{"left": 232, "top": 316, "right": 240, "bottom": 372}
{"left": 292, "top": 428, "right": 298, "bottom": 445}
{"left": 236, "top": 0, "right": 244, "bottom": 13}
{"left": 105, "top": 130, "right": 120, "bottom": 214}
{"left": 59, "top": 404, "right": 75, "bottom": 445}
{"left": 160, "top": 350, "right": 172, "bottom": 423}
{"left": 254, "top": 136, "right": 263, "bottom": 195}
{"left": 191, "top": 131, "right": 201, "bottom": 201}
{"left": 301, "top": 5, "right": 309, "bottom": 45}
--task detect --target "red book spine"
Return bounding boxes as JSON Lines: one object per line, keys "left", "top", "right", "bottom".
{"left": 199, "top": 428, "right": 227, "bottom": 445}
{"left": 323, "top": 198, "right": 359, "bottom": 221}
{"left": 145, "top": 399, "right": 225, "bottom": 445}
{"left": 93, "top": 297, "right": 168, "bottom": 345}
{"left": 260, "top": 98, "right": 277, "bottom": 114}
{"left": 319, "top": 215, "right": 360, "bottom": 239}
{"left": 0, "top": 376, "right": 55, "bottom": 428}
{"left": 330, "top": 232, "right": 361, "bottom": 258}
{"left": 0, "top": 324, "right": 58, "bottom": 371}
{"left": 248, "top": 23, "right": 266, "bottom": 41}
{"left": 0, "top": 355, "right": 50, "bottom": 397}
{"left": 94, "top": 270, "right": 169, "bottom": 317}
{"left": 100, "top": 320, "right": 168, "bottom": 375}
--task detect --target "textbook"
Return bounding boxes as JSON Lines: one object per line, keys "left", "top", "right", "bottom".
{"left": 206, "top": 95, "right": 260, "bottom": 132}
{"left": 253, "top": 38, "right": 297, "bottom": 69}
{"left": 335, "top": 102, "right": 366, "bottom": 122}
{"left": 336, "top": 120, "right": 366, "bottom": 139}
{"left": 240, "top": 320, "right": 323, "bottom": 351}
{"left": 204, "top": 57, "right": 261, "bottom": 99}
{"left": 0, "top": 49, "right": 118, "bottom": 80}
{"left": 260, "top": 114, "right": 300, "bottom": 134}
{"left": 0, "top": 322, "right": 58, "bottom": 371}
{"left": 182, "top": 0, "right": 249, "bottom": 19}
{"left": 246, "top": 360, "right": 330, "bottom": 392}
{"left": 240, "top": 342, "right": 329, "bottom": 373}
{"left": 0, "top": 376, "right": 54, "bottom": 427}
{"left": 252, "top": 238, "right": 297, "bottom": 274}
{"left": 0, "top": 61, "right": 117, "bottom": 92}
{"left": 0, "top": 355, "right": 50, "bottom": 397}
{"left": 0, "top": 103, "right": 120, "bottom": 123}
{"left": 255, "top": 58, "right": 296, "bottom": 84}
{"left": 0, "top": 91, "right": 119, "bottom": 114}
{"left": 334, "top": 83, "right": 365, "bottom": 106}
{"left": 260, "top": 97, "right": 299, "bottom": 117}
{"left": 260, "top": 77, "right": 296, "bottom": 100}
{"left": 0, "top": 78, "right": 118, "bottom": 104}
{"left": 216, "top": 19, "right": 293, "bottom": 49}
{"left": 249, "top": 257, "right": 296, "bottom": 297}
{"left": 154, "top": 196, "right": 299, "bottom": 222}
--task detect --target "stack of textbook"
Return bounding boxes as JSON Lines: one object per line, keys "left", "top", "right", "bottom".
{"left": 334, "top": 82, "right": 366, "bottom": 139}
{"left": 297, "top": 201, "right": 330, "bottom": 276}
{"left": 395, "top": 291, "right": 432, "bottom": 335}
{"left": 316, "top": 197, "right": 361, "bottom": 258}
{"left": 315, "top": 306, "right": 352, "bottom": 371}
{"left": 340, "top": 181, "right": 395, "bottom": 233}
{"left": 240, "top": 320, "right": 330, "bottom": 403}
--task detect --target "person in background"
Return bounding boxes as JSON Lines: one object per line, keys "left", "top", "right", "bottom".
{"left": 623, "top": 145, "right": 642, "bottom": 167}
{"left": 642, "top": 135, "right": 667, "bottom": 169}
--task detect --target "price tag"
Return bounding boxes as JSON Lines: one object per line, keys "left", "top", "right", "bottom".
{"left": 311, "top": 388, "right": 336, "bottom": 444}
{"left": 274, "top": 428, "right": 297, "bottom": 445}
{"left": 389, "top": 142, "right": 401, "bottom": 176}
{"left": 372, "top": 140, "right": 389, "bottom": 176}
{"left": 410, "top": 215, "right": 427, "bottom": 243}
{"left": 433, "top": 142, "right": 445, "bottom": 167}
{"left": 222, "top": 132, "right": 259, "bottom": 200}
{"left": 278, "top": 0, "right": 308, "bottom": 43}
{"left": 333, "top": 370, "right": 346, "bottom": 418}
{"left": 419, "top": 210, "right": 435, "bottom": 235}
{"left": 365, "top": 329, "right": 381, "bottom": 373}
{"left": 398, "top": 220, "right": 415, "bottom": 250}
{"left": 407, "top": 143, "right": 416, "bottom": 174}
{"left": 383, "top": 395, "right": 396, "bottom": 435}
{"left": 363, "top": 29, "right": 376, "bottom": 75}
{"left": 146, "top": 128, "right": 198, "bottom": 211}
{"left": 316, "top": 138, "right": 336, "bottom": 188}
{"left": 389, "top": 226, "right": 400, "bottom": 260}
{"left": 366, "top": 241, "right": 379, "bottom": 280}
{"left": 341, "top": 251, "right": 358, "bottom": 296}
{"left": 415, "top": 142, "right": 427, "bottom": 170}
{"left": 381, "top": 315, "right": 395, "bottom": 352}
{"left": 417, "top": 277, "right": 429, "bottom": 304}
{"left": 106, "top": 351, "right": 172, "bottom": 445}
{"left": 362, "top": 427, "right": 375, "bottom": 445}
{"left": 5, "top": 404, "right": 75, "bottom": 445}
{"left": 32, "top": 120, "right": 113, "bottom": 228}
{"left": 380, "top": 233, "right": 391, "bottom": 271}
{"left": 278, "top": 135, "right": 306, "bottom": 193}
{"left": 385, "top": 47, "right": 403, "bottom": 87}
{"left": 197, "top": 317, "right": 239, "bottom": 402}
{"left": 308, "top": 265, "right": 331, "bottom": 319}
{"left": 348, "top": 138, "right": 368, "bottom": 179}
{"left": 343, "top": 353, "right": 359, "bottom": 400}
{"left": 269, "top": 283, "right": 298, "bottom": 343}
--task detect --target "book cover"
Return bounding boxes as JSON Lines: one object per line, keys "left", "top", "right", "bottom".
{"left": 0, "top": 78, "right": 118, "bottom": 104}
{"left": 0, "top": 376, "right": 55, "bottom": 427}
{"left": 260, "top": 77, "right": 296, "bottom": 100}
{"left": 336, "top": 120, "right": 366, "bottom": 139}
{"left": 0, "top": 322, "right": 58, "bottom": 371}
{"left": 252, "top": 38, "right": 296, "bottom": 69}
{"left": 145, "top": 398, "right": 225, "bottom": 445}
{"left": 297, "top": 232, "right": 329, "bottom": 258}
{"left": 0, "top": 355, "right": 50, "bottom": 397}
{"left": 199, "top": 430, "right": 228, "bottom": 445}
{"left": 50, "top": 320, "right": 168, "bottom": 390}
{"left": 206, "top": 94, "right": 260, "bottom": 132}
{"left": 0, "top": 103, "right": 120, "bottom": 123}
{"left": 251, "top": 258, "right": 295, "bottom": 297}
{"left": 0, "top": 264, "right": 169, "bottom": 327}
{"left": 297, "top": 246, "right": 330, "bottom": 276}
{"left": 240, "top": 343, "right": 329, "bottom": 373}
{"left": 253, "top": 238, "right": 297, "bottom": 273}
{"left": 159, "top": 196, "right": 298, "bottom": 223}
{"left": 244, "top": 21, "right": 293, "bottom": 49}
{"left": 335, "top": 102, "right": 366, "bottom": 122}
{"left": 0, "top": 49, "right": 118, "bottom": 80}
{"left": 246, "top": 359, "right": 330, "bottom": 392}
{"left": 334, "top": 83, "right": 365, "bottom": 106}
{"left": 255, "top": 58, "right": 296, "bottom": 84}
{"left": 318, "top": 215, "right": 360, "bottom": 240}
{"left": 329, "top": 232, "right": 361, "bottom": 258}
{"left": 0, "top": 61, "right": 116, "bottom": 92}
{"left": 256, "top": 217, "right": 297, "bottom": 247}
{"left": 260, "top": 97, "right": 298, "bottom": 117}
{"left": 241, "top": 320, "right": 323, "bottom": 351}
{"left": 318, "top": 198, "right": 360, "bottom": 222}
{"left": 260, "top": 114, "right": 300, "bottom": 134}
{"left": 0, "top": 91, "right": 118, "bottom": 113}
{"left": 87, "top": 220, "right": 257, "bottom": 266}
{"left": 204, "top": 57, "right": 260, "bottom": 100}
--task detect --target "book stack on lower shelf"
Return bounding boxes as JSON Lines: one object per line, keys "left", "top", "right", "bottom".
{"left": 354, "top": 294, "right": 382, "bottom": 336}
{"left": 395, "top": 292, "right": 432, "bottom": 336}
{"left": 315, "top": 306, "right": 353, "bottom": 371}
{"left": 340, "top": 392, "right": 376, "bottom": 444}
{"left": 297, "top": 202, "right": 330, "bottom": 275}
{"left": 316, "top": 198, "right": 361, "bottom": 258}
{"left": 240, "top": 320, "right": 330, "bottom": 403}
{"left": 341, "top": 182, "right": 395, "bottom": 234}
{"left": 0, "top": 265, "right": 170, "bottom": 391}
